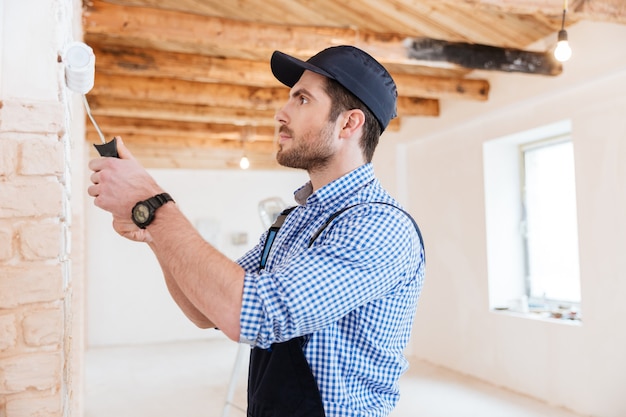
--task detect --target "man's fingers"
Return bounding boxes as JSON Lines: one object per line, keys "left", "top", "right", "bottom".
{"left": 87, "top": 156, "right": 106, "bottom": 171}
{"left": 115, "top": 136, "right": 136, "bottom": 161}
{"left": 87, "top": 184, "right": 98, "bottom": 197}
{"left": 88, "top": 136, "right": 134, "bottom": 171}
{"left": 112, "top": 216, "right": 153, "bottom": 243}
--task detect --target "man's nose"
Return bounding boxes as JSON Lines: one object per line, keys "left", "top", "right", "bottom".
{"left": 274, "top": 104, "right": 288, "bottom": 125}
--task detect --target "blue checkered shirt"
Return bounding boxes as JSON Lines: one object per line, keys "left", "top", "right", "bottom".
{"left": 238, "top": 163, "right": 425, "bottom": 416}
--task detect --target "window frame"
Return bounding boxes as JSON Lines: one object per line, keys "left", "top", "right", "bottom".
{"left": 483, "top": 120, "right": 582, "bottom": 323}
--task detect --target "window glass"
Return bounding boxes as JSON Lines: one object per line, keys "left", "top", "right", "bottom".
{"left": 522, "top": 139, "right": 581, "bottom": 304}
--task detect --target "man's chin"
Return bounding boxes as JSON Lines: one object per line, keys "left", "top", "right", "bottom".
{"left": 275, "top": 149, "right": 286, "bottom": 166}
{"left": 276, "top": 153, "right": 290, "bottom": 168}
{"left": 276, "top": 151, "right": 300, "bottom": 170}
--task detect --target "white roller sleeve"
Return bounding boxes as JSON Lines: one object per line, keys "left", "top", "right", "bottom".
{"left": 63, "top": 42, "right": 96, "bottom": 94}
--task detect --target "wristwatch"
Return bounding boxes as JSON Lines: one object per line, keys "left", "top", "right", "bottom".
{"left": 131, "top": 193, "right": 174, "bottom": 229}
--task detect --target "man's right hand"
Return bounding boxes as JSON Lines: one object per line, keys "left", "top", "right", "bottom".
{"left": 88, "top": 136, "right": 163, "bottom": 222}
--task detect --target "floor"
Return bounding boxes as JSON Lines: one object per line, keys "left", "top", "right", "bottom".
{"left": 84, "top": 337, "right": 583, "bottom": 417}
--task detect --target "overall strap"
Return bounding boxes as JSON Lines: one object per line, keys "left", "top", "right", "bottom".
{"left": 308, "top": 202, "right": 425, "bottom": 259}
{"left": 252, "top": 206, "right": 325, "bottom": 417}
{"left": 259, "top": 206, "right": 296, "bottom": 269}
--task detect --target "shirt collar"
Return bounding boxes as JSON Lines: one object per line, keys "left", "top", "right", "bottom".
{"left": 294, "top": 163, "right": 376, "bottom": 210}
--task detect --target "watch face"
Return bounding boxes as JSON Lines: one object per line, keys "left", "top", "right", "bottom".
{"left": 133, "top": 203, "right": 151, "bottom": 224}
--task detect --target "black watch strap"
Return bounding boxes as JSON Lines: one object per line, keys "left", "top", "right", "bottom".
{"left": 146, "top": 192, "right": 174, "bottom": 210}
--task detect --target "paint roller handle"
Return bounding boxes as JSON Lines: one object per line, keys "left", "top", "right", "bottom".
{"left": 63, "top": 42, "right": 119, "bottom": 158}
{"left": 94, "top": 138, "right": 119, "bottom": 158}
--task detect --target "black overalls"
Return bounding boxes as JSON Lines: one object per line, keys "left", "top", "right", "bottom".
{"left": 246, "top": 204, "right": 423, "bottom": 417}
{"left": 247, "top": 207, "right": 325, "bottom": 417}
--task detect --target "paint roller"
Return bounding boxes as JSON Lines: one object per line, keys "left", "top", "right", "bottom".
{"left": 63, "top": 41, "right": 118, "bottom": 158}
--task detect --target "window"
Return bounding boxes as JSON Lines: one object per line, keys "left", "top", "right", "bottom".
{"left": 483, "top": 121, "right": 582, "bottom": 322}
{"left": 521, "top": 138, "right": 581, "bottom": 307}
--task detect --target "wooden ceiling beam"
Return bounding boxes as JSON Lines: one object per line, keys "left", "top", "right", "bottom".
{"left": 88, "top": 73, "right": 441, "bottom": 117}
{"left": 91, "top": 45, "right": 280, "bottom": 88}
{"left": 84, "top": 0, "right": 385, "bottom": 60}
{"left": 89, "top": 73, "right": 288, "bottom": 110}
{"left": 392, "top": 73, "right": 489, "bottom": 100}
{"left": 87, "top": 129, "right": 276, "bottom": 153}
{"left": 87, "top": 116, "right": 277, "bottom": 144}
{"left": 437, "top": 0, "right": 625, "bottom": 24}
{"left": 396, "top": 97, "right": 439, "bottom": 118}
{"left": 87, "top": 96, "right": 279, "bottom": 126}
{"left": 92, "top": 45, "right": 489, "bottom": 101}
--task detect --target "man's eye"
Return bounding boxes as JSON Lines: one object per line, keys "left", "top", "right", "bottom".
{"left": 299, "top": 95, "right": 309, "bottom": 104}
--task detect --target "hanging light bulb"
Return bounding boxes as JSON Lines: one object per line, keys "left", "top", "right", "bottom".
{"left": 239, "top": 155, "right": 250, "bottom": 170}
{"left": 554, "top": 30, "right": 572, "bottom": 62}
{"left": 554, "top": 0, "right": 572, "bottom": 62}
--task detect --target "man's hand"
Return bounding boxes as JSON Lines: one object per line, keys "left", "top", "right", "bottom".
{"left": 88, "top": 136, "right": 163, "bottom": 221}
{"left": 112, "top": 215, "right": 153, "bottom": 243}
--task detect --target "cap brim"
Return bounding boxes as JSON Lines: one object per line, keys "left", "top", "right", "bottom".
{"left": 271, "top": 51, "right": 334, "bottom": 88}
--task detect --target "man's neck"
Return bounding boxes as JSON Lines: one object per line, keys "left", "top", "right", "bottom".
{"left": 308, "top": 160, "right": 365, "bottom": 192}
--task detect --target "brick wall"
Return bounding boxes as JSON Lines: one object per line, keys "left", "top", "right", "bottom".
{"left": 0, "top": 1, "right": 84, "bottom": 415}
{"left": 0, "top": 100, "right": 72, "bottom": 416}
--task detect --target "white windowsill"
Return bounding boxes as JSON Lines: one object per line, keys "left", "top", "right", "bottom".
{"left": 491, "top": 307, "right": 583, "bottom": 326}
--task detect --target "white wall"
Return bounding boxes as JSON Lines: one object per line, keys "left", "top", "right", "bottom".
{"left": 86, "top": 168, "right": 307, "bottom": 346}
{"left": 1, "top": 0, "right": 76, "bottom": 100}
{"left": 401, "top": 22, "right": 626, "bottom": 417}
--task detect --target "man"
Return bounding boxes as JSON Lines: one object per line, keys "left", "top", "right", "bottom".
{"left": 88, "top": 45, "right": 425, "bottom": 417}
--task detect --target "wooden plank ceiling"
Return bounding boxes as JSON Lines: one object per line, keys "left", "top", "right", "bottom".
{"left": 81, "top": 0, "right": 625, "bottom": 170}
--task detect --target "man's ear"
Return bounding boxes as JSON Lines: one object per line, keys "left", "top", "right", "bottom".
{"left": 339, "top": 109, "right": 365, "bottom": 139}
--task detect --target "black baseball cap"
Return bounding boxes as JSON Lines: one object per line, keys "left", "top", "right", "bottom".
{"left": 270, "top": 45, "right": 398, "bottom": 133}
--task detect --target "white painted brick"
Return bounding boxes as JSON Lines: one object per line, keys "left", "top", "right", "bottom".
{"left": 0, "top": 178, "right": 63, "bottom": 218}
{"left": 0, "top": 352, "right": 61, "bottom": 394}
{"left": 0, "top": 265, "right": 63, "bottom": 308}
{"left": 0, "top": 224, "right": 14, "bottom": 261}
{"left": 22, "top": 308, "right": 63, "bottom": 347}
{"left": 19, "top": 222, "right": 62, "bottom": 261}
{"left": 0, "top": 100, "right": 65, "bottom": 135}
{"left": 19, "top": 137, "right": 65, "bottom": 176}
{"left": 6, "top": 395, "right": 62, "bottom": 417}
{"left": 0, "top": 137, "right": 19, "bottom": 177}
{"left": 0, "top": 313, "right": 18, "bottom": 352}
{"left": 1, "top": 0, "right": 77, "bottom": 415}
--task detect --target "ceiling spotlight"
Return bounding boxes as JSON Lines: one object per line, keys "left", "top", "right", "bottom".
{"left": 554, "top": 1, "right": 572, "bottom": 62}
